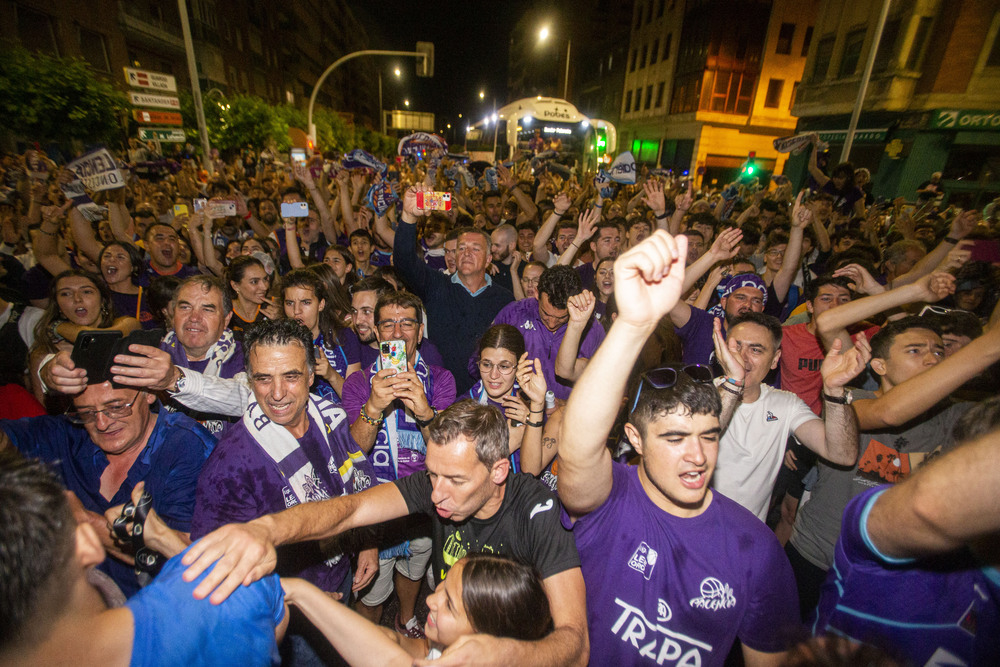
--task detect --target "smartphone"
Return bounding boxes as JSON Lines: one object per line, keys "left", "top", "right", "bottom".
{"left": 968, "top": 239, "right": 1000, "bottom": 263}
{"left": 290, "top": 148, "right": 307, "bottom": 164}
{"left": 192, "top": 198, "right": 207, "bottom": 213}
{"left": 173, "top": 204, "right": 189, "bottom": 217}
{"left": 71, "top": 331, "right": 123, "bottom": 384}
{"left": 114, "top": 328, "right": 166, "bottom": 356}
{"left": 281, "top": 202, "right": 309, "bottom": 218}
{"left": 205, "top": 200, "right": 237, "bottom": 219}
{"left": 379, "top": 340, "right": 407, "bottom": 374}
{"left": 415, "top": 191, "right": 452, "bottom": 211}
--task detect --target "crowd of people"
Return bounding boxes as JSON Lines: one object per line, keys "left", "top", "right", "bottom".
{"left": 0, "top": 132, "right": 999, "bottom": 666}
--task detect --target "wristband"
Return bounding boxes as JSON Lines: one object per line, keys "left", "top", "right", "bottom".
{"left": 244, "top": 212, "right": 253, "bottom": 220}
{"left": 724, "top": 376, "right": 744, "bottom": 388}
{"left": 414, "top": 407, "right": 438, "bottom": 428}
{"left": 943, "top": 236, "right": 960, "bottom": 244}
{"left": 655, "top": 212, "right": 669, "bottom": 220}
{"left": 720, "top": 383, "right": 743, "bottom": 396}
{"left": 529, "top": 408, "right": 544, "bottom": 414}
{"left": 554, "top": 209, "right": 568, "bottom": 216}
{"left": 525, "top": 419, "right": 544, "bottom": 428}
{"left": 595, "top": 204, "right": 603, "bottom": 209}
{"left": 359, "top": 404, "right": 383, "bottom": 426}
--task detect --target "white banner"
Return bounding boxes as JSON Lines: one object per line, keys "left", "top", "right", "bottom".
{"left": 68, "top": 147, "right": 124, "bottom": 191}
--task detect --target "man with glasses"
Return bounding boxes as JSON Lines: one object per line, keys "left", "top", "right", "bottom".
{"left": 560, "top": 231, "right": 800, "bottom": 666}
{"left": 492, "top": 265, "right": 605, "bottom": 401}
{"left": 341, "top": 290, "right": 456, "bottom": 637}
{"left": 0, "top": 380, "right": 215, "bottom": 597}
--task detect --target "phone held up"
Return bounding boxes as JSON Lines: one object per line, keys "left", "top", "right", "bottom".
{"left": 380, "top": 340, "right": 407, "bottom": 374}
{"left": 281, "top": 202, "right": 309, "bottom": 218}
{"left": 415, "top": 191, "right": 452, "bottom": 211}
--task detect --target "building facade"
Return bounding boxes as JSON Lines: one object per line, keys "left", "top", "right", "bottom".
{"left": 1, "top": 0, "right": 378, "bottom": 127}
{"left": 788, "top": 0, "right": 1000, "bottom": 208}
{"left": 618, "top": 0, "right": 816, "bottom": 187}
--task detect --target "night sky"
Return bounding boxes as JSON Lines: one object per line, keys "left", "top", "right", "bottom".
{"left": 353, "top": 0, "right": 533, "bottom": 137}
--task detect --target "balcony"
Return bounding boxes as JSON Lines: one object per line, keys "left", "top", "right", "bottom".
{"left": 118, "top": 1, "right": 184, "bottom": 53}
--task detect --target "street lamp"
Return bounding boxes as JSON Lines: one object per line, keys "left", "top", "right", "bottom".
{"left": 404, "top": 99, "right": 410, "bottom": 107}
{"left": 394, "top": 67, "right": 401, "bottom": 77}
{"left": 538, "top": 25, "right": 571, "bottom": 100}
{"left": 479, "top": 90, "right": 485, "bottom": 100}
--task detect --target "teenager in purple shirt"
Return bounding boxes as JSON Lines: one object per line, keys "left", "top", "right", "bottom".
{"left": 492, "top": 265, "right": 605, "bottom": 401}
{"left": 560, "top": 231, "right": 799, "bottom": 666}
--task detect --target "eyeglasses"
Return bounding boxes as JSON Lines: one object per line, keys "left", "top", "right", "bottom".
{"left": 377, "top": 318, "right": 419, "bottom": 333}
{"left": 765, "top": 249, "right": 785, "bottom": 257}
{"left": 66, "top": 391, "right": 143, "bottom": 424}
{"left": 479, "top": 359, "right": 516, "bottom": 376}
{"left": 629, "top": 365, "right": 714, "bottom": 413}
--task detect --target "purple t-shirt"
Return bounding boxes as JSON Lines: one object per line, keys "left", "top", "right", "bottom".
{"left": 139, "top": 260, "right": 199, "bottom": 287}
{"left": 676, "top": 306, "right": 720, "bottom": 368}
{"left": 341, "top": 362, "right": 456, "bottom": 482}
{"left": 576, "top": 262, "right": 597, "bottom": 291}
{"left": 813, "top": 486, "right": 1000, "bottom": 665}
{"left": 191, "top": 407, "right": 375, "bottom": 592}
{"left": 564, "top": 463, "right": 799, "bottom": 665}
{"left": 492, "top": 298, "right": 606, "bottom": 400}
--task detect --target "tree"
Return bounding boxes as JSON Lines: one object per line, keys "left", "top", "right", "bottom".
{"left": 0, "top": 48, "right": 128, "bottom": 148}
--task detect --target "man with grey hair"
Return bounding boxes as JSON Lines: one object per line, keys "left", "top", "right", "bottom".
{"left": 179, "top": 398, "right": 590, "bottom": 666}
{"left": 491, "top": 223, "right": 518, "bottom": 294}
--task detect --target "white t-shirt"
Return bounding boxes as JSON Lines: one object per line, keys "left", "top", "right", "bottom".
{"left": 712, "top": 382, "right": 817, "bottom": 521}
{"left": 0, "top": 302, "right": 44, "bottom": 350}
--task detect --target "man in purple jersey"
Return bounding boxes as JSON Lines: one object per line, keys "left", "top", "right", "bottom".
{"left": 560, "top": 231, "right": 799, "bottom": 666}
{"left": 813, "top": 399, "right": 1000, "bottom": 665}
{"left": 491, "top": 265, "right": 605, "bottom": 401}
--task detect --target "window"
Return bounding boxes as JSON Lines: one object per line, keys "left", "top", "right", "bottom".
{"left": 646, "top": 1, "right": 654, "bottom": 24}
{"left": 635, "top": 3, "right": 643, "bottom": 30}
{"left": 640, "top": 45, "right": 648, "bottom": 69}
{"left": 235, "top": 29, "right": 243, "bottom": 51}
{"left": 645, "top": 85, "right": 653, "bottom": 109}
{"left": 635, "top": 88, "right": 642, "bottom": 111}
{"left": 812, "top": 35, "right": 835, "bottom": 81}
{"left": 657, "top": 0, "right": 665, "bottom": 18}
{"left": 651, "top": 39, "right": 659, "bottom": 64}
{"left": 16, "top": 6, "right": 59, "bottom": 56}
{"left": 839, "top": 29, "right": 867, "bottom": 78}
{"left": 77, "top": 28, "right": 110, "bottom": 72}
{"left": 776, "top": 23, "right": 795, "bottom": 55}
{"left": 706, "top": 70, "right": 756, "bottom": 114}
{"left": 789, "top": 81, "right": 799, "bottom": 110}
{"left": 873, "top": 18, "right": 901, "bottom": 70}
{"left": 664, "top": 33, "right": 672, "bottom": 59}
{"left": 625, "top": 89, "right": 633, "bottom": 113}
{"left": 764, "top": 78, "right": 783, "bottom": 108}
{"left": 655, "top": 81, "right": 665, "bottom": 107}
{"left": 629, "top": 49, "right": 637, "bottom": 71}
{"left": 801, "top": 26, "right": 814, "bottom": 57}
{"left": 905, "top": 16, "right": 933, "bottom": 70}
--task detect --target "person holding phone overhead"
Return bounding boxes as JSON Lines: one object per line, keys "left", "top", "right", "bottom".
{"left": 340, "top": 289, "right": 456, "bottom": 640}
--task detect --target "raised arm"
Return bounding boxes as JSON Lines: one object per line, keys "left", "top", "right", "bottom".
{"left": 669, "top": 181, "right": 693, "bottom": 235}
{"left": 816, "top": 271, "right": 953, "bottom": 350}
{"left": 336, "top": 170, "right": 357, "bottom": 234}
{"left": 554, "top": 290, "right": 596, "bottom": 381}
{"left": 533, "top": 192, "right": 570, "bottom": 264}
{"left": 283, "top": 219, "right": 306, "bottom": 270}
{"left": 854, "top": 324, "right": 1000, "bottom": 431}
{"left": 866, "top": 429, "right": 1000, "bottom": 559}
{"left": 499, "top": 163, "right": 538, "bottom": 223}
{"left": 888, "top": 210, "right": 977, "bottom": 290}
{"left": 34, "top": 202, "right": 74, "bottom": 276}
{"left": 295, "top": 164, "right": 337, "bottom": 243}
{"left": 558, "top": 207, "right": 598, "bottom": 267}
{"left": 807, "top": 135, "right": 830, "bottom": 188}
{"left": 641, "top": 179, "right": 669, "bottom": 231}
{"left": 770, "top": 191, "right": 808, "bottom": 302}
{"left": 792, "top": 337, "right": 869, "bottom": 466}
{"left": 559, "top": 231, "right": 687, "bottom": 518}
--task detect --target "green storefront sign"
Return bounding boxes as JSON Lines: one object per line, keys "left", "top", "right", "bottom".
{"left": 930, "top": 109, "right": 1000, "bottom": 130}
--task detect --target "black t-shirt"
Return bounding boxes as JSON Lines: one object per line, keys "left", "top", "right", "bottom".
{"left": 394, "top": 470, "right": 580, "bottom": 584}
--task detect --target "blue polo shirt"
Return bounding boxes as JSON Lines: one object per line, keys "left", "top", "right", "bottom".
{"left": 0, "top": 409, "right": 215, "bottom": 596}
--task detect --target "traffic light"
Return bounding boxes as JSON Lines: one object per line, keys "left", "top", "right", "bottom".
{"left": 416, "top": 42, "right": 434, "bottom": 78}
{"left": 741, "top": 151, "right": 756, "bottom": 178}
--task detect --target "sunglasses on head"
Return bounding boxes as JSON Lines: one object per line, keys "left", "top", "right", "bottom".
{"left": 630, "top": 364, "right": 714, "bottom": 414}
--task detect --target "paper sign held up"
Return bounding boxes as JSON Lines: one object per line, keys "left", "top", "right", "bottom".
{"left": 68, "top": 147, "right": 124, "bottom": 192}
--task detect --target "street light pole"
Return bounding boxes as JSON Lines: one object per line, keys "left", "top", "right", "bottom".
{"left": 841, "top": 0, "right": 892, "bottom": 162}
{"left": 177, "top": 0, "right": 213, "bottom": 174}
{"left": 563, "top": 39, "right": 571, "bottom": 100}
{"left": 307, "top": 49, "right": 426, "bottom": 145}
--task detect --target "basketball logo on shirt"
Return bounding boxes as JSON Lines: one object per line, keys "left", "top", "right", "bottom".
{"left": 689, "top": 577, "right": 736, "bottom": 611}
{"left": 627, "top": 541, "right": 658, "bottom": 581}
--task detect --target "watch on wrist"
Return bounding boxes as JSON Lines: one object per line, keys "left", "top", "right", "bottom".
{"left": 822, "top": 389, "right": 853, "bottom": 405}
{"left": 169, "top": 367, "right": 186, "bottom": 394}
{"left": 414, "top": 407, "right": 438, "bottom": 428}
